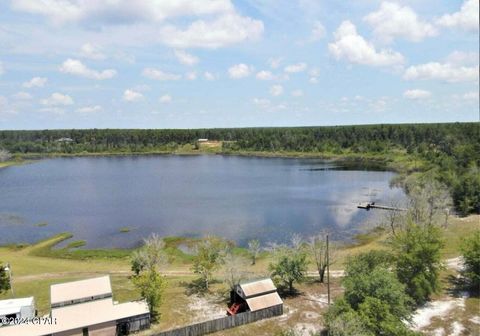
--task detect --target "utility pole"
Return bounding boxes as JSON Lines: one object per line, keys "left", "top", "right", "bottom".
{"left": 326, "top": 233, "right": 330, "bottom": 306}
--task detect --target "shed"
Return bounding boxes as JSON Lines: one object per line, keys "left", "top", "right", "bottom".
{"left": 0, "top": 276, "right": 150, "bottom": 336}
{"left": 50, "top": 275, "right": 112, "bottom": 308}
{"left": 0, "top": 297, "right": 35, "bottom": 320}
{"left": 228, "top": 278, "right": 283, "bottom": 315}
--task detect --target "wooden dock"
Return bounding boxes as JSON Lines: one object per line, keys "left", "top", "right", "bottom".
{"left": 357, "top": 202, "right": 407, "bottom": 211}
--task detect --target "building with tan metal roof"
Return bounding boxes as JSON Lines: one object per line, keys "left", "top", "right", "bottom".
{"left": 228, "top": 278, "right": 283, "bottom": 315}
{"left": 0, "top": 276, "right": 150, "bottom": 336}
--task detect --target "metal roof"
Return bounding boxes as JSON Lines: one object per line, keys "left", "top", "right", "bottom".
{"left": 0, "top": 297, "right": 34, "bottom": 316}
{"left": 50, "top": 276, "right": 112, "bottom": 305}
{"left": 245, "top": 292, "right": 283, "bottom": 312}
{"left": 239, "top": 278, "right": 277, "bottom": 298}
{"left": 0, "top": 298, "right": 149, "bottom": 336}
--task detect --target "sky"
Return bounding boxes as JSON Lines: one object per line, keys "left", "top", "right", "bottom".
{"left": 0, "top": 0, "right": 478, "bottom": 130}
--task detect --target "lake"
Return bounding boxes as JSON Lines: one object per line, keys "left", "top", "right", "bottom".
{"left": 0, "top": 155, "right": 406, "bottom": 248}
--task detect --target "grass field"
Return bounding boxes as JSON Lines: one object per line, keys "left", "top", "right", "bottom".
{"left": 0, "top": 215, "right": 478, "bottom": 335}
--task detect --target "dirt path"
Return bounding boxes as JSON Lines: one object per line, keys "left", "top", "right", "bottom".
{"left": 15, "top": 257, "right": 459, "bottom": 282}
{"left": 15, "top": 269, "right": 195, "bottom": 282}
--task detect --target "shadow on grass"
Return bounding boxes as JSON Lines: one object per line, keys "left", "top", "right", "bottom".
{"left": 277, "top": 286, "right": 303, "bottom": 298}
{"left": 180, "top": 278, "right": 224, "bottom": 296}
{"left": 446, "top": 274, "right": 479, "bottom": 299}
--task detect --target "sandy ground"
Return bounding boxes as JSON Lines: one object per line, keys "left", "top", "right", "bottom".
{"left": 188, "top": 294, "right": 227, "bottom": 323}
{"left": 411, "top": 294, "right": 467, "bottom": 330}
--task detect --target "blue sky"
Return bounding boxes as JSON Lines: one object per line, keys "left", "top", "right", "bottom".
{"left": 0, "top": 0, "right": 478, "bottom": 130}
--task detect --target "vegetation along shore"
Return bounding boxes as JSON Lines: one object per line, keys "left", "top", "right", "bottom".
{"left": 1, "top": 122, "right": 479, "bottom": 215}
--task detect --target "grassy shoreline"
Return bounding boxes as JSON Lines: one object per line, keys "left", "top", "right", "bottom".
{"left": 1, "top": 215, "right": 477, "bottom": 329}
{"left": 9, "top": 147, "right": 427, "bottom": 174}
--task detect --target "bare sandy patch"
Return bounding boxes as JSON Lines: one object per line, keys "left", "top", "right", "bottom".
{"left": 294, "top": 322, "right": 320, "bottom": 336}
{"left": 445, "top": 257, "right": 464, "bottom": 272}
{"left": 411, "top": 296, "right": 466, "bottom": 330}
{"left": 188, "top": 294, "right": 227, "bottom": 323}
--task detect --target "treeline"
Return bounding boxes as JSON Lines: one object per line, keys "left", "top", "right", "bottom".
{"left": 0, "top": 123, "right": 478, "bottom": 214}
{"left": 0, "top": 123, "right": 477, "bottom": 154}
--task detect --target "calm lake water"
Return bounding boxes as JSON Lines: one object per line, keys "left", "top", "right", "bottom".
{"left": 0, "top": 155, "right": 406, "bottom": 248}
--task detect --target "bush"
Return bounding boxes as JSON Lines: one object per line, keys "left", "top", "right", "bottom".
{"left": 461, "top": 230, "right": 480, "bottom": 289}
{"left": 390, "top": 222, "right": 444, "bottom": 305}
{"left": 324, "top": 251, "right": 416, "bottom": 336}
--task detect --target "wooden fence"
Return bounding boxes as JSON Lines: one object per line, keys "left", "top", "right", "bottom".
{"left": 154, "top": 304, "right": 283, "bottom": 336}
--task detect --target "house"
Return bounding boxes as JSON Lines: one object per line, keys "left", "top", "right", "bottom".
{"left": 227, "top": 278, "right": 283, "bottom": 315}
{"left": 56, "top": 137, "right": 74, "bottom": 143}
{"left": 0, "top": 276, "right": 150, "bottom": 336}
{"left": 0, "top": 297, "right": 35, "bottom": 321}
{"left": 197, "top": 138, "right": 209, "bottom": 142}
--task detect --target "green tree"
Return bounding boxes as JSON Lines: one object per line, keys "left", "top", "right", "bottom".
{"left": 461, "top": 230, "right": 480, "bottom": 289}
{"left": 328, "top": 310, "right": 374, "bottom": 336}
{"left": 131, "top": 233, "right": 167, "bottom": 275}
{"left": 247, "top": 239, "right": 261, "bottom": 265}
{"left": 0, "top": 262, "right": 10, "bottom": 294}
{"left": 192, "top": 236, "right": 230, "bottom": 290}
{"left": 221, "top": 251, "right": 249, "bottom": 290}
{"left": 325, "top": 251, "right": 416, "bottom": 336}
{"left": 343, "top": 252, "right": 412, "bottom": 320}
{"left": 390, "top": 221, "right": 444, "bottom": 305}
{"left": 269, "top": 247, "right": 308, "bottom": 293}
{"left": 308, "top": 233, "right": 336, "bottom": 283}
{"left": 132, "top": 269, "right": 166, "bottom": 322}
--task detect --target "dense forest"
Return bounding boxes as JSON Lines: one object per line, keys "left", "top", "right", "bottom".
{"left": 0, "top": 123, "right": 478, "bottom": 215}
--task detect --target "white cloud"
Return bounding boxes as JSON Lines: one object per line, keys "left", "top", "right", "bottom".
{"left": 142, "top": 68, "right": 181, "bottom": 80}
{"left": 228, "top": 63, "right": 252, "bottom": 79}
{"left": 369, "top": 97, "right": 389, "bottom": 112}
{"left": 311, "top": 21, "right": 326, "bottom": 40}
{"left": 174, "top": 49, "right": 199, "bottom": 66}
{"left": 23, "top": 77, "right": 48, "bottom": 88}
{"left": 404, "top": 62, "right": 479, "bottom": 82}
{"left": 80, "top": 43, "right": 106, "bottom": 60}
{"left": 185, "top": 71, "right": 197, "bottom": 80}
{"left": 436, "top": 0, "right": 479, "bottom": 32}
{"left": 123, "top": 89, "right": 144, "bottom": 102}
{"left": 253, "top": 97, "right": 271, "bottom": 108}
{"left": 403, "top": 89, "right": 431, "bottom": 100}
{"left": 76, "top": 105, "right": 102, "bottom": 113}
{"left": 328, "top": 21, "right": 404, "bottom": 67}
{"left": 204, "top": 72, "right": 216, "bottom": 80}
{"left": 12, "top": 92, "right": 33, "bottom": 100}
{"left": 0, "top": 96, "right": 19, "bottom": 116}
{"left": 11, "top": 0, "right": 234, "bottom": 25}
{"left": 445, "top": 51, "right": 479, "bottom": 66}
{"left": 291, "top": 89, "right": 304, "bottom": 97}
{"left": 309, "top": 68, "right": 320, "bottom": 77}
{"left": 39, "top": 107, "right": 65, "bottom": 115}
{"left": 59, "top": 59, "right": 116, "bottom": 80}
{"left": 284, "top": 63, "right": 307, "bottom": 73}
{"left": 256, "top": 70, "right": 275, "bottom": 80}
{"left": 268, "top": 57, "right": 282, "bottom": 69}
{"left": 308, "top": 68, "right": 320, "bottom": 84}
{"left": 364, "top": 2, "right": 437, "bottom": 43}
{"left": 0, "top": 62, "right": 4, "bottom": 75}
{"left": 159, "top": 13, "right": 263, "bottom": 48}
{"left": 462, "top": 91, "right": 478, "bottom": 100}
{"left": 159, "top": 94, "right": 172, "bottom": 103}
{"left": 40, "top": 92, "right": 74, "bottom": 106}
{"left": 270, "top": 84, "right": 284, "bottom": 96}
